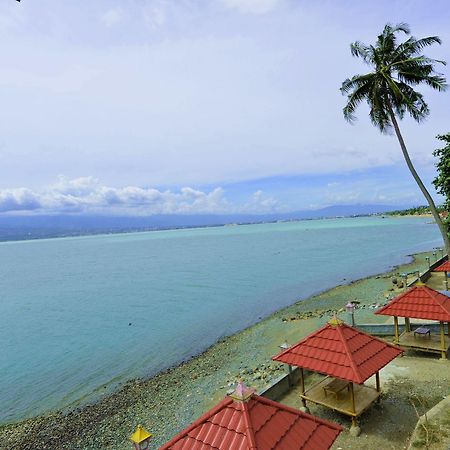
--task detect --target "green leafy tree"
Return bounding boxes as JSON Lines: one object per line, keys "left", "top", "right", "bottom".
{"left": 433, "top": 133, "right": 450, "bottom": 227}
{"left": 340, "top": 23, "right": 450, "bottom": 254}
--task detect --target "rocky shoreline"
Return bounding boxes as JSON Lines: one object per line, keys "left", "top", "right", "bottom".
{"left": 0, "top": 251, "right": 434, "bottom": 450}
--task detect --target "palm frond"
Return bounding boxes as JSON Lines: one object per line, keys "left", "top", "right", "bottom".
{"left": 350, "top": 41, "right": 372, "bottom": 64}
{"left": 368, "top": 82, "right": 391, "bottom": 132}
{"left": 341, "top": 22, "right": 446, "bottom": 129}
{"left": 421, "top": 75, "right": 448, "bottom": 91}
{"left": 340, "top": 73, "right": 375, "bottom": 94}
{"left": 392, "top": 55, "right": 445, "bottom": 69}
{"left": 395, "top": 82, "right": 429, "bottom": 121}
{"left": 342, "top": 78, "right": 373, "bottom": 123}
{"left": 409, "top": 36, "right": 442, "bottom": 50}
{"left": 391, "top": 22, "right": 411, "bottom": 35}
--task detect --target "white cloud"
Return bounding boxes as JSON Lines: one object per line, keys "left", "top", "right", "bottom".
{"left": 243, "top": 190, "right": 284, "bottom": 213}
{"left": 51, "top": 175, "right": 100, "bottom": 196}
{"left": 222, "top": 0, "right": 281, "bottom": 14}
{"left": 142, "top": 1, "right": 167, "bottom": 30}
{"left": 0, "top": 0, "right": 448, "bottom": 194}
{"left": 321, "top": 175, "right": 432, "bottom": 207}
{"left": 0, "top": 188, "right": 42, "bottom": 212}
{"left": 0, "top": 177, "right": 282, "bottom": 215}
{"left": 100, "top": 8, "right": 123, "bottom": 27}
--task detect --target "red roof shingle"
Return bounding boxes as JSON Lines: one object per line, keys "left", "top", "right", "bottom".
{"left": 272, "top": 319, "right": 403, "bottom": 384}
{"left": 375, "top": 285, "right": 450, "bottom": 321}
{"left": 433, "top": 260, "right": 450, "bottom": 272}
{"left": 160, "top": 386, "right": 342, "bottom": 450}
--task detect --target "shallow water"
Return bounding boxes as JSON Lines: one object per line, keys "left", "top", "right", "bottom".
{"left": 0, "top": 216, "right": 441, "bottom": 423}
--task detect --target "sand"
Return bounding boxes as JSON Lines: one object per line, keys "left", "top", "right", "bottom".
{"left": 0, "top": 251, "right": 447, "bottom": 450}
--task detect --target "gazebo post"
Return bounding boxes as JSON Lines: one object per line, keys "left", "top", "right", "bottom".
{"left": 286, "top": 364, "right": 294, "bottom": 388}
{"left": 349, "top": 383, "right": 360, "bottom": 436}
{"left": 299, "top": 368, "right": 305, "bottom": 399}
{"left": 349, "top": 382, "right": 356, "bottom": 414}
{"left": 299, "top": 368, "right": 309, "bottom": 413}
{"left": 440, "top": 321, "right": 447, "bottom": 360}
{"left": 445, "top": 272, "right": 449, "bottom": 290}
{"left": 447, "top": 321, "right": 450, "bottom": 337}
{"left": 405, "top": 317, "right": 411, "bottom": 332}
{"left": 393, "top": 316, "right": 399, "bottom": 343}
{"left": 375, "top": 371, "right": 381, "bottom": 403}
{"left": 375, "top": 371, "right": 380, "bottom": 392}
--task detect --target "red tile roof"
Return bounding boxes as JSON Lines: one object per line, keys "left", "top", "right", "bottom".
{"left": 272, "top": 318, "right": 403, "bottom": 384}
{"left": 375, "top": 285, "right": 450, "bottom": 321}
{"left": 433, "top": 260, "right": 450, "bottom": 272}
{"left": 160, "top": 384, "right": 342, "bottom": 450}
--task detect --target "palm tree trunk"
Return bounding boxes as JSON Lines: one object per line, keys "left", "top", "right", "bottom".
{"left": 388, "top": 107, "right": 450, "bottom": 256}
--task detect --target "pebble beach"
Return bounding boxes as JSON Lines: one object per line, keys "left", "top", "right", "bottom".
{"left": 0, "top": 251, "right": 439, "bottom": 449}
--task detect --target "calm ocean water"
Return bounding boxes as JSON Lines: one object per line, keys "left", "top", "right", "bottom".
{"left": 0, "top": 217, "right": 441, "bottom": 423}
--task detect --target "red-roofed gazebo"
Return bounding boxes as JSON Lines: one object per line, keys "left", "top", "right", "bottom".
{"left": 160, "top": 382, "right": 342, "bottom": 450}
{"left": 376, "top": 284, "right": 450, "bottom": 359}
{"left": 272, "top": 317, "right": 403, "bottom": 434}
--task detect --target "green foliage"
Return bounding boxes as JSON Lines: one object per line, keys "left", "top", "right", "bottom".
{"left": 386, "top": 205, "right": 445, "bottom": 216}
{"left": 433, "top": 133, "right": 450, "bottom": 213}
{"left": 341, "top": 23, "right": 447, "bottom": 132}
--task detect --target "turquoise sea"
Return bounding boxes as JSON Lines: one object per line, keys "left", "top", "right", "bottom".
{"left": 0, "top": 216, "right": 442, "bottom": 423}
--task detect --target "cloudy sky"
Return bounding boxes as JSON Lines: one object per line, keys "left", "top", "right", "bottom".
{"left": 0, "top": 0, "right": 449, "bottom": 215}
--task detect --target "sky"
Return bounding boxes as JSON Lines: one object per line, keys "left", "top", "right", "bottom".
{"left": 0, "top": 0, "right": 449, "bottom": 215}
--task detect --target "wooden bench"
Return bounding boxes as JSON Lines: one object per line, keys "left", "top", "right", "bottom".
{"left": 413, "top": 327, "right": 431, "bottom": 338}
{"left": 323, "top": 378, "right": 350, "bottom": 399}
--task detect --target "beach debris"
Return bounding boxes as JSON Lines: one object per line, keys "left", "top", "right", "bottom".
{"left": 281, "top": 309, "right": 338, "bottom": 322}
{"left": 221, "top": 362, "right": 284, "bottom": 388}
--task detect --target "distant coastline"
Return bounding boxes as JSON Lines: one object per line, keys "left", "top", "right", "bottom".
{"left": 0, "top": 215, "right": 397, "bottom": 243}
{"left": 0, "top": 204, "right": 423, "bottom": 243}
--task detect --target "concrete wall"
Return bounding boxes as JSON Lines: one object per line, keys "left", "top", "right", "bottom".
{"left": 357, "top": 322, "right": 443, "bottom": 336}
{"left": 416, "top": 255, "right": 446, "bottom": 285}
{"left": 259, "top": 367, "right": 301, "bottom": 401}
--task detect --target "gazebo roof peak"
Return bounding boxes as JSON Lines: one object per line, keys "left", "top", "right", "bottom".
{"left": 273, "top": 321, "right": 403, "bottom": 384}
{"left": 328, "top": 315, "right": 344, "bottom": 327}
{"left": 228, "top": 381, "right": 255, "bottom": 402}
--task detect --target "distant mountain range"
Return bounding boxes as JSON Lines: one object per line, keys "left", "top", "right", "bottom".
{"left": 0, "top": 204, "right": 409, "bottom": 241}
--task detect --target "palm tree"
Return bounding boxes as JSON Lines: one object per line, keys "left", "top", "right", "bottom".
{"left": 341, "top": 23, "right": 450, "bottom": 254}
